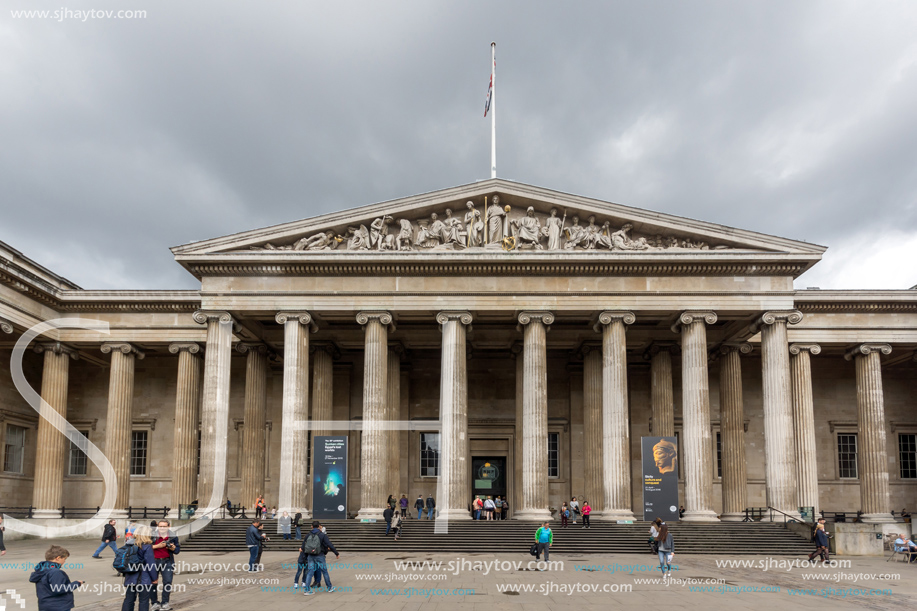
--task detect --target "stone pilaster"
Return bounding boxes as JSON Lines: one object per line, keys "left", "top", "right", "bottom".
{"left": 192, "top": 310, "right": 235, "bottom": 510}
{"left": 718, "top": 343, "right": 751, "bottom": 521}
{"left": 387, "top": 343, "right": 403, "bottom": 502}
{"left": 672, "top": 311, "right": 719, "bottom": 522}
{"left": 31, "top": 342, "right": 78, "bottom": 518}
{"left": 436, "top": 311, "right": 473, "bottom": 520}
{"left": 752, "top": 311, "right": 802, "bottom": 520}
{"left": 582, "top": 344, "right": 604, "bottom": 513}
{"left": 169, "top": 343, "right": 202, "bottom": 516}
{"left": 355, "top": 311, "right": 393, "bottom": 520}
{"left": 596, "top": 311, "right": 636, "bottom": 521}
{"left": 101, "top": 342, "right": 144, "bottom": 515}
{"left": 790, "top": 343, "right": 821, "bottom": 519}
{"left": 275, "top": 312, "right": 313, "bottom": 515}
{"left": 845, "top": 343, "right": 894, "bottom": 523}
{"left": 644, "top": 343, "right": 677, "bottom": 438}
{"left": 238, "top": 343, "right": 270, "bottom": 511}
{"left": 515, "top": 311, "right": 553, "bottom": 521}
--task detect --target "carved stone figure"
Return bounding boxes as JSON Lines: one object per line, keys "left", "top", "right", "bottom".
{"left": 486, "top": 202, "right": 505, "bottom": 245}
{"left": 294, "top": 230, "right": 337, "bottom": 251}
{"left": 347, "top": 225, "right": 371, "bottom": 250}
{"left": 610, "top": 224, "right": 650, "bottom": 250}
{"left": 563, "top": 216, "right": 586, "bottom": 249}
{"left": 581, "top": 216, "right": 602, "bottom": 250}
{"left": 396, "top": 219, "right": 414, "bottom": 251}
{"left": 464, "top": 201, "right": 483, "bottom": 247}
{"left": 543, "top": 208, "right": 564, "bottom": 250}
{"left": 511, "top": 206, "right": 543, "bottom": 250}
{"left": 417, "top": 214, "right": 443, "bottom": 248}
{"left": 441, "top": 208, "right": 465, "bottom": 246}
{"left": 665, "top": 236, "right": 679, "bottom": 249}
{"left": 370, "top": 215, "right": 395, "bottom": 250}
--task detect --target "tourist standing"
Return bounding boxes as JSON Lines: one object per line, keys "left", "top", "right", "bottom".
{"left": 534, "top": 522, "right": 553, "bottom": 563}
{"left": 383, "top": 505, "right": 394, "bottom": 536}
{"left": 425, "top": 494, "right": 436, "bottom": 520}
{"left": 483, "top": 496, "right": 495, "bottom": 520}
{"left": 560, "top": 502, "right": 570, "bottom": 528}
{"left": 29, "top": 545, "right": 84, "bottom": 611}
{"left": 501, "top": 496, "right": 509, "bottom": 520}
{"left": 279, "top": 511, "right": 292, "bottom": 540}
{"left": 303, "top": 521, "right": 340, "bottom": 595}
{"left": 226, "top": 497, "right": 232, "bottom": 517}
{"left": 654, "top": 521, "right": 674, "bottom": 578}
{"left": 255, "top": 522, "right": 268, "bottom": 569}
{"left": 494, "top": 496, "right": 503, "bottom": 520}
{"left": 414, "top": 495, "right": 424, "bottom": 520}
{"left": 399, "top": 494, "right": 408, "bottom": 518}
{"left": 150, "top": 519, "right": 180, "bottom": 611}
{"left": 254, "top": 495, "right": 265, "bottom": 519}
{"left": 569, "top": 497, "right": 580, "bottom": 524}
{"left": 0, "top": 515, "right": 5, "bottom": 556}
{"left": 293, "top": 512, "right": 302, "bottom": 540}
{"left": 473, "top": 496, "right": 483, "bottom": 520}
{"left": 246, "top": 519, "right": 266, "bottom": 571}
{"left": 122, "top": 525, "right": 158, "bottom": 611}
{"left": 91, "top": 519, "right": 119, "bottom": 558}
{"left": 582, "top": 501, "right": 592, "bottom": 528}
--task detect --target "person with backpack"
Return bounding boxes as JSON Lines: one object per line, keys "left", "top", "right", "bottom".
{"left": 399, "top": 494, "right": 408, "bottom": 518}
{"left": 29, "top": 545, "right": 84, "bottom": 611}
{"left": 119, "top": 524, "right": 158, "bottom": 611}
{"left": 303, "top": 521, "right": 340, "bottom": 596}
{"left": 560, "top": 502, "right": 570, "bottom": 528}
{"left": 472, "top": 496, "right": 483, "bottom": 520}
{"left": 425, "top": 494, "right": 435, "bottom": 520}
{"left": 293, "top": 512, "right": 303, "bottom": 540}
{"left": 494, "top": 496, "right": 503, "bottom": 520}
{"left": 534, "top": 522, "right": 553, "bottom": 563}
{"left": 294, "top": 524, "right": 327, "bottom": 590}
{"left": 383, "top": 505, "right": 395, "bottom": 536}
{"left": 149, "top": 519, "right": 180, "bottom": 611}
{"left": 91, "top": 519, "right": 119, "bottom": 558}
{"left": 654, "top": 521, "right": 675, "bottom": 579}
{"left": 582, "top": 501, "right": 592, "bottom": 529}
{"left": 414, "top": 495, "right": 424, "bottom": 520}
{"left": 246, "top": 519, "right": 267, "bottom": 571}
{"left": 483, "top": 496, "right": 495, "bottom": 520}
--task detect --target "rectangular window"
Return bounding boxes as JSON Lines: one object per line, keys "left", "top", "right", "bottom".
{"left": 419, "top": 433, "right": 440, "bottom": 477}
{"left": 548, "top": 432, "right": 559, "bottom": 478}
{"left": 3, "top": 424, "right": 26, "bottom": 474}
{"left": 899, "top": 434, "right": 917, "bottom": 479}
{"left": 130, "top": 430, "right": 148, "bottom": 476}
{"left": 838, "top": 433, "right": 858, "bottom": 479}
{"left": 68, "top": 430, "right": 90, "bottom": 476}
{"left": 715, "top": 431, "right": 722, "bottom": 478}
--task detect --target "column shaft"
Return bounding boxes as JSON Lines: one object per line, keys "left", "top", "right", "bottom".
{"left": 240, "top": 346, "right": 269, "bottom": 511}
{"left": 600, "top": 313, "right": 635, "bottom": 520}
{"left": 790, "top": 344, "right": 820, "bottom": 518}
{"left": 387, "top": 347, "right": 401, "bottom": 502}
{"left": 516, "top": 312, "right": 552, "bottom": 521}
{"left": 650, "top": 349, "right": 675, "bottom": 438}
{"left": 437, "top": 312, "right": 472, "bottom": 520}
{"left": 102, "top": 344, "right": 142, "bottom": 514}
{"left": 583, "top": 349, "right": 604, "bottom": 513}
{"left": 170, "top": 344, "right": 202, "bottom": 515}
{"left": 356, "top": 312, "right": 391, "bottom": 520}
{"left": 310, "top": 346, "right": 334, "bottom": 515}
{"left": 719, "top": 346, "right": 748, "bottom": 521}
{"left": 276, "top": 313, "right": 311, "bottom": 515}
{"left": 32, "top": 345, "right": 74, "bottom": 517}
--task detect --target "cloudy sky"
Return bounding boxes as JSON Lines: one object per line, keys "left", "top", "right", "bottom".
{"left": 1, "top": 0, "right": 915, "bottom": 290}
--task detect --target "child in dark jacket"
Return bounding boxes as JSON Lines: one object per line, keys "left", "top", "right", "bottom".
{"left": 29, "top": 545, "right": 83, "bottom": 611}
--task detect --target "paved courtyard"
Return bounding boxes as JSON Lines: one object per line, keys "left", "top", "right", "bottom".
{"left": 2, "top": 537, "right": 915, "bottom": 610}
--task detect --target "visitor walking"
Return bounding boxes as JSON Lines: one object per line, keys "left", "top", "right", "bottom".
{"left": 383, "top": 505, "right": 394, "bottom": 535}
{"left": 809, "top": 523, "right": 831, "bottom": 563}
{"left": 570, "top": 497, "right": 580, "bottom": 524}
{"left": 279, "top": 511, "right": 292, "bottom": 540}
{"left": 399, "top": 494, "right": 408, "bottom": 518}
{"left": 295, "top": 524, "right": 328, "bottom": 589}
{"left": 654, "top": 521, "right": 674, "bottom": 579}
{"left": 534, "top": 522, "right": 553, "bottom": 563}
{"left": 494, "top": 496, "right": 503, "bottom": 520}
{"left": 391, "top": 512, "right": 403, "bottom": 541}
{"left": 29, "top": 545, "right": 84, "bottom": 611}
{"left": 561, "top": 502, "right": 570, "bottom": 528}
{"left": 582, "top": 501, "right": 592, "bottom": 528}
{"left": 425, "top": 494, "right": 436, "bottom": 520}
{"left": 254, "top": 495, "right": 265, "bottom": 519}
{"left": 293, "top": 512, "right": 302, "bottom": 540}
{"left": 246, "top": 519, "right": 267, "bottom": 571}
{"left": 0, "top": 515, "right": 5, "bottom": 556}
{"left": 121, "top": 524, "right": 158, "bottom": 611}
{"left": 225, "top": 497, "right": 232, "bottom": 517}
{"left": 484, "top": 496, "right": 495, "bottom": 520}
{"left": 91, "top": 519, "right": 119, "bottom": 558}
{"left": 303, "top": 521, "right": 340, "bottom": 596}
{"left": 255, "top": 522, "right": 268, "bottom": 570}
{"left": 414, "top": 495, "right": 424, "bottom": 520}
{"left": 149, "top": 519, "right": 180, "bottom": 611}
{"left": 473, "top": 496, "right": 483, "bottom": 520}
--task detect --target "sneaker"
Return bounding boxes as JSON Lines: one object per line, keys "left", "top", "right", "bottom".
{"left": 327, "top": 586, "right": 335, "bottom": 592}
{"left": 303, "top": 590, "right": 314, "bottom": 596}
{"left": 293, "top": 584, "right": 298, "bottom": 589}
{"left": 91, "top": 555, "right": 101, "bottom": 559}
{"left": 151, "top": 604, "right": 161, "bottom": 611}
{"left": 161, "top": 605, "right": 172, "bottom": 611}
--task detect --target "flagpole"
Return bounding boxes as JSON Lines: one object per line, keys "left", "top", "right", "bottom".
{"left": 491, "top": 41, "right": 496, "bottom": 179}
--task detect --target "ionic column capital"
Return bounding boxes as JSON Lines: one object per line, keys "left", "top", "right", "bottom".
{"left": 236, "top": 342, "right": 274, "bottom": 358}
{"left": 169, "top": 342, "right": 203, "bottom": 355}
{"left": 193, "top": 309, "right": 237, "bottom": 327}
{"left": 643, "top": 341, "right": 680, "bottom": 361}
{"left": 748, "top": 310, "right": 803, "bottom": 334}
{"left": 34, "top": 342, "right": 79, "bottom": 359}
{"left": 593, "top": 310, "right": 635, "bottom": 333}
{"left": 789, "top": 343, "right": 821, "bottom": 356}
{"left": 356, "top": 311, "right": 395, "bottom": 331}
{"left": 710, "top": 342, "right": 752, "bottom": 361}
{"left": 671, "top": 311, "right": 717, "bottom": 334}
{"left": 101, "top": 342, "right": 145, "bottom": 360}
{"left": 275, "top": 311, "right": 318, "bottom": 333}
{"left": 0, "top": 316, "right": 13, "bottom": 334}
{"left": 517, "top": 310, "right": 554, "bottom": 329}
{"left": 577, "top": 341, "right": 602, "bottom": 360}
{"left": 436, "top": 311, "right": 473, "bottom": 326}
{"left": 844, "top": 343, "right": 892, "bottom": 361}
{"left": 310, "top": 341, "right": 341, "bottom": 360}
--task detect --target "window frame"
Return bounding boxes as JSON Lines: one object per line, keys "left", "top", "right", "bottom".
{"left": 419, "top": 431, "right": 440, "bottom": 478}
{"left": 836, "top": 432, "right": 859, "bottom": 480}
{"left": 67, "top": 429, "right": 91, "bottom": 477}
{"left": 3, "top": 423, "right": 27, "bottom": 474}
{"left": 898, "top": 432, "right": 917, "bottom": 480}
{"left": 130, "top": 429, "right": 150, "bottom": 477}
{"left": 547, "top": 431, "right": 560, "bottom": 479}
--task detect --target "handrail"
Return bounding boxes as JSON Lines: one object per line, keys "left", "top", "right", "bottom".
{"left": 767, "top": 506, "right": 799, "bottom": 525}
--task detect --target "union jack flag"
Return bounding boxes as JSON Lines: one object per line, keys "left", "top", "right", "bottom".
{"left": 484, "top": 57, "right": 495, "bottom": 117}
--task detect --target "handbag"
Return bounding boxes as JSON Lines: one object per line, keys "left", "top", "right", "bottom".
{"left": 530, "top": 543, "right": 539, "bottom": 557}
{"left": 648, "top": 537, "right": 659, "bottom": 554}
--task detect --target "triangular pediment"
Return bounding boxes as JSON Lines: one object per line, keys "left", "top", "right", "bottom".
{"left": 172, "top": 179, "right": 825, "bottom": 263}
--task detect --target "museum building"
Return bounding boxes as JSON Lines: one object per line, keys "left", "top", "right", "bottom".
{"left": 1, "top": 179, "right": 915, "bottom": 522}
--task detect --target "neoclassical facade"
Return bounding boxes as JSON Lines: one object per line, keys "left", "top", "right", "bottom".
{"left": 1, "top": 179, "right": 915, "bottom": 522}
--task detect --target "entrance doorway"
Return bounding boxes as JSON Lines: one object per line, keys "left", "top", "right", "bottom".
{"left": 472, "top": 457, "right": 507, "bottom": 507}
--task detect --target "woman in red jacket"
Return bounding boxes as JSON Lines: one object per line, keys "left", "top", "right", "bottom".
{"left": 581, "top": 501, "right": 592, "bottom": 529}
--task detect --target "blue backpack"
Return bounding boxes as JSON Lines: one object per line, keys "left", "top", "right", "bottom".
{"left": 113, "top": 543, "right": 142, "bottom": 574}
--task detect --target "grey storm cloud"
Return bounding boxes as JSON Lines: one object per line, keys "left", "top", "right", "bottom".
{"left": 1, "top": 0, "right": 915, "bottom": 289}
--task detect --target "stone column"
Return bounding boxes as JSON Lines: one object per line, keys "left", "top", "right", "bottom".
{"left": 238, "top": 343, "right": 270, "bottom": 511}
{"left": 355, "top": 311, "right": 393, "bottom": 520}
{"left": 753, "top": 311, "right": 802, "bottom": 520}
{"left": 582, "top": 344, "right": 604, "bottom": 513}
{"left": 387, "top": 344, "right": 403, "bottom": 504}
{"left": 718, "top": 343, "right": 751, "bottom": 521}
{"left": 596, "top": 311, "right": 636, "bottom": 520}
{"left": 845, "top": 343, "right": 895, "bottom": 523}
{"left": 275, "top": 312, "right": 313, "bottom": 515}
{"left": 436, "top": 312, "right": 473, "bottom": 520}
{"left": 672, "top": 311, "right": 719, "bottom": 521}
{"left": 309, "top": 342, "right": 337, "bottom": 510}
{"left": 790, "top": 343, "right": 821, "bottom": 519}
{"left": 515, "top": 311, "right": 553, "bottom": 521}
{"left": 101, "top": 342, "right": 144, "bottom": 516}
{"left": 169, "top": 343, "right": 203, "bottom": 516}
{"left": 31, "top": 342, "right": 78, "bottom": 518}
{"left": 644, "top": 343, "right": 677, "bottom": 438}
{"left": 192, "top": 310, "right": 235, "bottom": 510}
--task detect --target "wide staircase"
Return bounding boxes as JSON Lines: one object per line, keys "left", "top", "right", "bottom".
{"left": 183, "top": 518, "right": 812, "bottom": 555}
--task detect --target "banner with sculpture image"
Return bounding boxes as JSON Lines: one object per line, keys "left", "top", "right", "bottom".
{"left": 641, "top": 436, "right": 680, "bottom": 522}
{"left": 313, "top": 436, "right": 348, "bottom": 520}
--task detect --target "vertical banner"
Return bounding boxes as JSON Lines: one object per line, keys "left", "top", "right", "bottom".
{"left": 641, "top": 436, "right": 680, "bottom": 522}
{"left": 312, "top": 436, "right": 348, "bottom": 520}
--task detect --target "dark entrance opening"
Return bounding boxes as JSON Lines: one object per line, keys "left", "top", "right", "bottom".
{"left": 471, "top": 457, "right": 507, "bottom": 506}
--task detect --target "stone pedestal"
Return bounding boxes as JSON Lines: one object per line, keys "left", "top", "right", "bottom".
{"left": 31, "top": 343, "right": 78, "bottom": 519}
{"left": 644, "top": 343, "right": 677, "bottom": 438}
{"left": 355, "top": 311, "right": 393, "bottom": 521}
{"left": 193, "top": 310, "right": 235, "bottom": 511}
{"left": 672, "top": 311, "right": 719, "bottom": 522}
{"left": 169, "top": 343, "right": 203, "bottom": 517}
{"left": 718, "top": 344, "right": 751, "bottom": 521}
{"left": 275, "top": 312, "right": 313, "bottom": 516}
{"left": 582, "top": 345, "right": 604, "bottom": 514}
{"left": 846, "top": 343, "right": 895, "bottom": 523}
{"left": 515, "top": 311, "right": 553, "bottom": 522}
{"left": 436, "top": 312, "right": 473, "bottom": 520}
{"left": 238, "top": 343, "right": 270, "bottom": 511}
{"left": 790, "top": 343, "right": 821, "bottom": 519}
{"left": 754, "top": 311, "right": 802, "bottom": 520}
{"left": 597, "top": 311, "right": 636, "bottom": 521}
{"left": 101, "top": 343, "right": 144, "bottom": 515}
